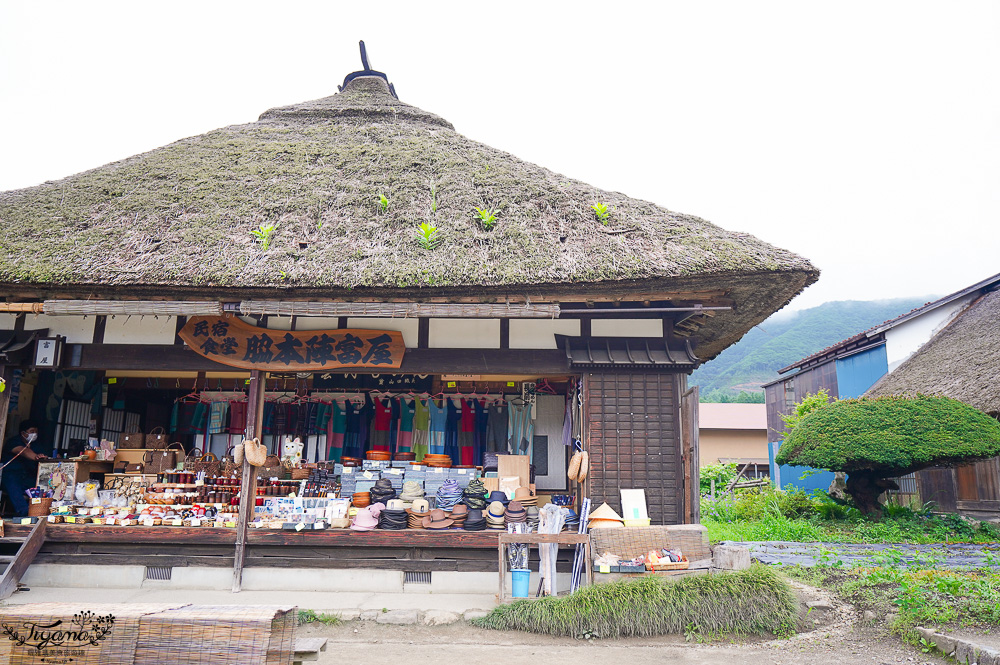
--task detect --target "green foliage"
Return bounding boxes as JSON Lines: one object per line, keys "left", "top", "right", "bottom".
{"left": 700, "top": 390, "right": 764, "bottom": 403}
{"left": 473, "top": 566, "right": 797, "bottom": 638}
{"left": 416, "top": 222, "right": 441, "bottom": 250}
{"left": 689, "top": 297, "right": 929, "bottom": 396}
{"left": 778, "top": 388, "right": 833, "bottom": 436}
{"left": 784, "top": 563, "right": 1000, "bottom": 636}
{"left": 250, "top": 221, "right": 279, "bottom": 251}
{"left": 700, "top": 462, "right": 739, "bottom": 494}
{"left": 297, "top": 609, "right": 341, "bottom": 626}
{"left": 591, "top": 202, "right": 610, "bottom": 224}
{"left": 776, "top": 395, "right": 1000, "bottom": 475}
{"left": 701, "top": 486, "right": 1000, "bottom": 544}
{"left": 379, "top": 193, "right": 389, "bottom": 213}
{"left": 474, "top": 207, "right": 498, "bottom": 230}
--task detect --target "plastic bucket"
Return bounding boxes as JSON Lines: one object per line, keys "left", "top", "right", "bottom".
{"left": 511, "top": 569, "right": 530, "bottom": 598}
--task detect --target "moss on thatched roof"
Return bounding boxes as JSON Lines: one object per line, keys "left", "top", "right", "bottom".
{"left": 0, "top": 75, "right": 817, "bottom": 358}
{"left": 867, "top": 290, "right": 1000, "bottom": 417}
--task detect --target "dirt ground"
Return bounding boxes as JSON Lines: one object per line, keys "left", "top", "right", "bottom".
{"left": 300, "top": 582, "right": 947, "bottom": 665}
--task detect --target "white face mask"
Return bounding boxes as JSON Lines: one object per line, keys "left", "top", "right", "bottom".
{"left": 25, "top": 433, "right": 37, "bottom": 443}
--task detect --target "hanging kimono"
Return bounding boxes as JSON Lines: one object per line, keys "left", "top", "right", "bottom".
{"left": 458, "top": 399, "right": 475, "bottom": 467}
{"left": 427, "top": 398, "right": 446, "bottom": 455}
{"left": 371, "top": 397, "right": 392, "bottom": 451}
{"left": 326, "top": 401, "right": 346, "bottom": 462}
{"left": 508, "top": 402, "right": 534, "bottom": 457}
{"left": 445, "top": 398, "right": 462, "bottom": 462}
{"left": 412, "top": 399, "right": 430, "bottom": 460}
{"left": 473, "top": 399, "right": 489, "bottom": 467}
{"left": 358, "top": 393, "right": 375, "bottom": 452}
{"left": 485, "top": 402, "right": 508, "bottom": 453}
{"left": 343, "top": 400, "right": 361, "bottom": 458}
{"left": 398, "top": 399, "right": 415, "bottom": 454}
{"left": 388, "top": 397, "right": 401, "bottom": 454}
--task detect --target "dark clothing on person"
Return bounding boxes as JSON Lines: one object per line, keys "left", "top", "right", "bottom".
{"left": 2, "top": 434, "right": 39, "bottom": 516}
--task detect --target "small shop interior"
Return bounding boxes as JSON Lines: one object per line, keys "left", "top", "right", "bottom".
{"left": 4, "top": 369, "right": 594, "bottom": 533}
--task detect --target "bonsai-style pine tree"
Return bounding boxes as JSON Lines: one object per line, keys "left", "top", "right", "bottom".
{"left": 776, "top": 394, "right": 1000, "bottom": 516}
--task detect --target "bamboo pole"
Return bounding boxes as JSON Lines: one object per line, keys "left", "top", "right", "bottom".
{"left": 232, "top": 369, "right": 265, "bottom": 592}
{"left": 0, "top": 303, "right": 43, "bottom": 313}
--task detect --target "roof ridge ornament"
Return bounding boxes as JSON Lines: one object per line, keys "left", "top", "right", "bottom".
{"left": 339, "top": 40, "right": 398, "bottom": 99}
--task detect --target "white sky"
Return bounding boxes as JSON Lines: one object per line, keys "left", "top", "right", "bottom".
{"left": 1, "top": 1, "right": 997, "bottom": 310}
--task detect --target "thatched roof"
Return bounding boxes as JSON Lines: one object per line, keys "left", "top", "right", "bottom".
{"left": 0, "top": 75, "right": 817, "bottom": 358}
{"left": 867, "top": 289, "right": 1000, "bottom": 417}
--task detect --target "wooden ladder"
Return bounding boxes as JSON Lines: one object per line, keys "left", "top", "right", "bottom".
{"left": 0, "top": 520, "right": 47, "bottom": 599}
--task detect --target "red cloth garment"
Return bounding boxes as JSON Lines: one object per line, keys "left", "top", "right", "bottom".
{"left": 370, "top": 397, "right": 392, "bottom": 451}
{"left": 458, "top": 399, "right": 475, "bottom": 466}
{"left": 228, "top": 401, "right": 248, "bottom": 435}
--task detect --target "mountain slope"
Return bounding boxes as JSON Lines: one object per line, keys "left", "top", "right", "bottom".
{"left": 691, "top": 297, "right": 932, "bottom": 400}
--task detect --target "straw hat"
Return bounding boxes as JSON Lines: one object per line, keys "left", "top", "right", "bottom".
{"left": 421, "top": 508, "right": 455, "bottom": 529}
{"left": 486, "top": 501, "right": 506, "bottom": 520}
{"left": 386, "top": 499, "right": 405, "bottom": 511}
{"left": 567, "top": 451, "right": 583, "bottom": 481}
{"left": 577, "top": 451, "right": 589, "bottom": 482}
{"left": 588, "top": 502, "right": 623, "bottom": 522}
{"left": 407, "top": 498, "right": 430, "bottom": 515}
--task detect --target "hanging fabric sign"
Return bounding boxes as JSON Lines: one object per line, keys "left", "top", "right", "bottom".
{"left": 179, "top": 316, "right": 405, "bottom": 371}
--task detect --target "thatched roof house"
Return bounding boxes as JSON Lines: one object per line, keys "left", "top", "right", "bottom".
{"left": 868, "top": 288, "right": 1000, "bottom": 417}
{"left": 0, "top": 71, "right": 816, "bottom": 360}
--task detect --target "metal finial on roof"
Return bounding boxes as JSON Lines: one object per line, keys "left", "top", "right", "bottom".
{"left": 339, "top": 40, "right": 398, "bottom": 99}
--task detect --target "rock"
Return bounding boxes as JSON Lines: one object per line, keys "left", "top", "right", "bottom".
{"left": 334, "top": 609, "right": 362, "bottom": 621}
{"left": 828, "top": 472, "right": 849, "bottom": 502}
{"left": 376, "top": 609, "right": 419, "bottom": 625}
{"left": 360, "top": 610, "right": 381, "bottom": 621}
{"left": 806, "top": 601, "right": 832, "bottom": 611}
{"left": 712, "top": 544, "right": 751, "bottom": 571}
{"left": 422, "top": 610, "right": 460, "bottom": 626}
{"left": 862, "top": 610, "right": 876, "bottom": 621}
{"left": 464, "top": 610, "right": 490, "bottom": 621}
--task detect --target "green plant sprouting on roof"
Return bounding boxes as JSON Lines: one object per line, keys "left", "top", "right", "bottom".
{"left": 379, "top": 193, "right": 389, "bottom": 213}
{"left": 592, "top": 202, "right": 610, "bottom": 224}
{"left": 416, "top": 222, "right": 440, "bottom": 250}
{"left": 250, "top": 222, "right": 279, "bottom": 251}
{"left": 475, "top": 207, "right": 497, "bottom": 230}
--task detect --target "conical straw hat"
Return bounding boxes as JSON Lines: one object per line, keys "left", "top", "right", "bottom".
{"left": 588, "top": 502, "right": 623, "bottom": 522}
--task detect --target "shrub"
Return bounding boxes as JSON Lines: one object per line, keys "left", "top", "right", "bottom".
{"left": 473, "top": 566, "right": 797, "bottom": 638}
{"left": 776, "top": 395, "right": 1000, "bottom": 515}
{"left": 700, "top": 462, "right": 739, "bottom": 494}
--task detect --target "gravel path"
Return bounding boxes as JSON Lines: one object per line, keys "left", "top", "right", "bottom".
{"left": 727, "top": 540, "right": 1000, "bottom": 568}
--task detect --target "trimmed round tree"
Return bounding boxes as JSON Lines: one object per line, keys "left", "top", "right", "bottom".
{"left": 776, "top": 395, "right": 1000, "bottom": 515}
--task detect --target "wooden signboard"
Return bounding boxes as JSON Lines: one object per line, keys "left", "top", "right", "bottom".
{"left": 178, "top": 316, "right": 404, "bottom": 371}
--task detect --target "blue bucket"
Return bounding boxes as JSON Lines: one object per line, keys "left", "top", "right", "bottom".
{"left": 511, "top": 569, "right": 530, "bottom": 598}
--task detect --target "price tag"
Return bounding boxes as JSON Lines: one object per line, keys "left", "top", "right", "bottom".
{"left": 387, "top": 469, "right": 402, "bottom": 475}
{"left": 363, "top": 471, "right": 373, "bottom": 479}
{"left": 295, "top": 522, "right": 305, "bottom": 532}
{"left": 172, "top": 519, "right": 183, "bottom": 526}
{"left": 143, "top": 518, "right": 155, "bottom": 527}
{"left": 31, "top": 498, "right": 41, "bottom": 505}
{"left": 90, "top": 507, "right": 101, "bottom": 515}
{"left": 434, "top": 467, "right": 444, "bottom": 474}
{"left": 191, "top": 518, "right": 201, "bottom": 527}
{"left": 225, "top": 521, "right": 237, "bottom": 528}
{"left": 20, "top": 518, "right": 33, "bottom": 525}
{"left": 507, "top": 382, "right": 516, "bottom": 387}
{"left": 105, "top": 518, "right": 116, "bottom": 526}
{"left": 342, "top": 467, "right": 353, "bottom": 474}
{"left": 108, "top": 378, "right": 118, "bottom": 384}
{"left": 447, "top": 382, "right": 456, "bottom": 388}
{"left": 66, "top": 516, "right": 77, "bottom": 524}
{"left": 326, "top": 493, "right": 336, "bottom": 499}
{"left": 599, "top": 565, "right": 611, "bottom": 573}
{"left": 195, "top": 479, "right": 204, "bottom": 486}
{"left": 47, "top": 515, "right": 57, "bottom": 523}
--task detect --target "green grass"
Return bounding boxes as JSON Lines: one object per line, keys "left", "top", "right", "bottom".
{"left": 784, "top": 564, "right": 1000, "bottom": 639}
{"left": 472, "top": 565, "right": 798, "bottom": 639}
{"left": 297, "top": 609, "right": 342, "bottom": 626}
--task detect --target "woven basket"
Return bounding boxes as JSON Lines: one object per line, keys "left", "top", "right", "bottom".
{"left": 184, "top": 449, "right": 222, "bottom": 476}
{"left": 27, "top": 498, "right": 53, "bottom": 517}
{"left": 119, "top": 429, "right": 145, "bottom": 449}
{"left": 220, "top": 444, "right": 241, "bottom": 477}
{"left": 256, "top": 455, "right": 284, "bottom": 480}
{"left": 144, "top": 442, "right": 185, "bottom": 475}
{"left": 289, "top": 467, "right": 310, "bottom": 480}
{"left": 145, "top": 427, "right": 169, "bottom": 449}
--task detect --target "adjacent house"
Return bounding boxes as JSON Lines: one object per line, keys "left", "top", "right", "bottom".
{"left": 763, "top": 271, "right": 1000, "bottom": 497}
{"left": 698, "top": 403, "right": 768, "bottom": 478}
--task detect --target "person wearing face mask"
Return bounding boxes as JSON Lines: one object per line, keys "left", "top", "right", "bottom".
{"left": 2, "top": 419, "right": 49, "bottom": 516}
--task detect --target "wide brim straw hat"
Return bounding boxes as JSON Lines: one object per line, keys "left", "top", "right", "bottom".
{"left": 487, "top": 501, "right": 506, "bottom": 520}
{"left": 421, "top": 509, "right": 455, "bottom": 529}
{"left": 588, "top": 502, "right": 623, "bottom": 522}
{"left": 567, "top": 451, "right": 583, "bottom": 481}
{"left": 577, "top": 451, "right": 589, "bottom": 482}
{"left": 407, "top": 498, "right": 430, "bottom": 514}
{"left": 386, "top": 499, "right": 405, "bottom": 511}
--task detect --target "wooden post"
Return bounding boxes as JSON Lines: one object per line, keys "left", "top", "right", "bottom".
{"left": 232, "top": 369, "right": 265, "bottom": 593}
{"left": 681, "top": 385, "right": 700, "bottom": 524}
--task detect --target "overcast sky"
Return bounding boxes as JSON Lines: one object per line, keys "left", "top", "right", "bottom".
{"left": 1, "top": 2, "right": 997, "bottom": 310}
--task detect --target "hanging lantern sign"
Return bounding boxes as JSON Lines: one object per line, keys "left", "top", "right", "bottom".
{"left": 179, "top": 316, "right": 404, "bottom": 371}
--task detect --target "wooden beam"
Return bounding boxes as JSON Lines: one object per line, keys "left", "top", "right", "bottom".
{"left": 0, "top": 520, "right": 47, "bottom": 599}
{"left": 233, "top": 369, "right": 265, "bottom": 592}
{"left": 70, "top": 344, "right": 571, "bottom": 374}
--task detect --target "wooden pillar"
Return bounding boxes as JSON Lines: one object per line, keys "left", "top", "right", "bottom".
{"left": 681, "top": 384, "right": 701, "bottom": 524}
{"left": 232, "top": 369, "right": 265, "bottom": 592}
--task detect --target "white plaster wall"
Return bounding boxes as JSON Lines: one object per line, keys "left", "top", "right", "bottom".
{"left": 884, "top": 295, "right": 975, "bottom": 372}
{"left": 293, "top": 316, "right": 342, "bottom": 331}
{"left": 591, "top": 318, "right": 663, "bottom": 337}
{"left": 0, "top": 314, "right": 15, "bottom": 330}
{"left": 509, "top": 319, "right": 581, "bottom": 349}
{"left": 103, "top": 315, "right": 177, "bottom": 344}
{"left": 24, "top": 314, "right": 96, "bottom": 344}
{"left": 428, "top": 319, "right": 500, "bottom": 349}
{"left": 348, "top": 318, "right": 419, "bottom": 348}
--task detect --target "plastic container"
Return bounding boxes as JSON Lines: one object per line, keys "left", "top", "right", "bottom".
{"left": 511, "top": 569, "right": 530, "bottom": 598}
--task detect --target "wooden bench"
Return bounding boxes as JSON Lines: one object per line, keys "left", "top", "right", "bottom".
{"left": 293, "top": 637, "right": 328, "bottom": 664}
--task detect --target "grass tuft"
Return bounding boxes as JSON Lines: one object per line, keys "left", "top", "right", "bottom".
{"left": 297, "top": 609, "right": 342, "bottom": 626}
{"left": 472, "top": 565, "right": 797, "bottom": 639}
